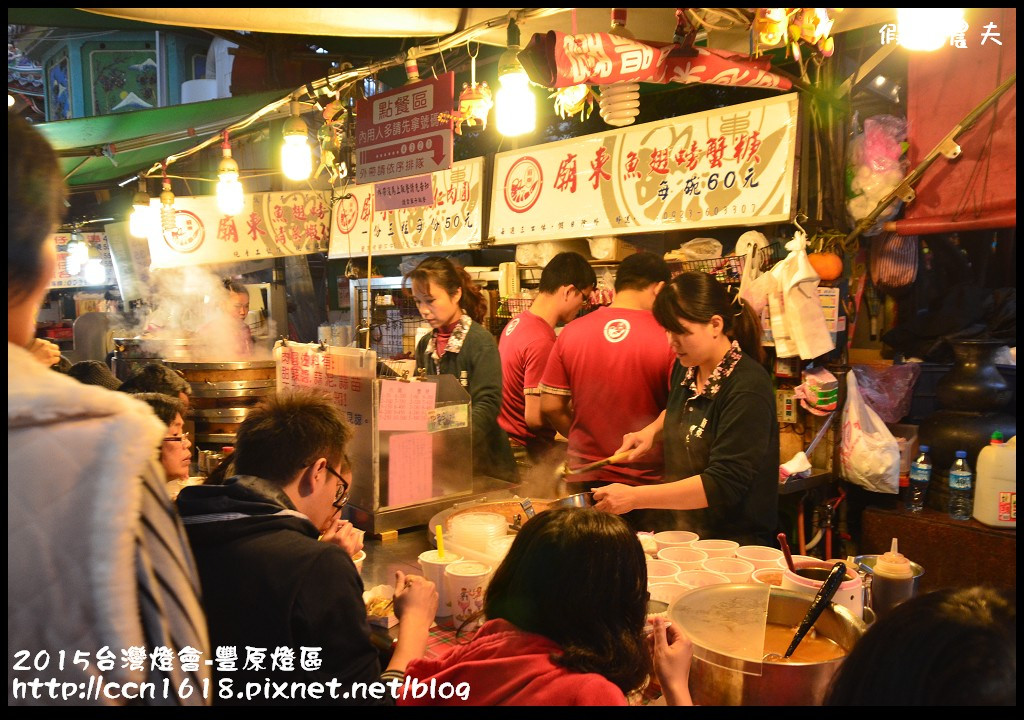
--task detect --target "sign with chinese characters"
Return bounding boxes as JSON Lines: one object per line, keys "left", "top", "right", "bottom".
{"left": 147, "top": 191, "right": 330, "bottom": 269}
{"left": 374, "top": 175, "right": 434, "bottom": 212}
{"left": 355, "top": 72, "right": 454, "bottom": 184}
{"left": 49, "top": 231, "right": 115, "bottom": 288}
{"left": 490, "top": 93, "right": 799, "bottom": 243}
{"left": 275, "top": 343, "right": 375, "bottom": 432}
{"left": 328, "top": 157, "right": 484, "bottom": 257}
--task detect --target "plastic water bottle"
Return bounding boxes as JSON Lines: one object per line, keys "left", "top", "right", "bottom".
{"left": 907, "top": 445, "right": 932, "bottom": 513}
{"left": 948, "top": 450, "right": 973, "bottom": 521}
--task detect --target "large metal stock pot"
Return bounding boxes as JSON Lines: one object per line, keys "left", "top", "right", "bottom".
{"left": 675, "top": 585, "right": 866, "bottom": 706}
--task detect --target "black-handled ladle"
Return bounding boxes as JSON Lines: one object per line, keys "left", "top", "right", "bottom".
{"left": 765, "top": 561, "right": 848, "bottom": 661}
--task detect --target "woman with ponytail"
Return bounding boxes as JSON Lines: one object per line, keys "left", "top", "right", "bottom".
{"left": 406, "top": 257, "right": 517, "bottom": 481}
{"left": 593, "top": 272, "right": 779, "bottom": 545}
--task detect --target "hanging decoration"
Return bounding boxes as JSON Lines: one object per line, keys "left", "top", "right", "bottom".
{"left": 754, "top": 8, "right": 793, "bottom": 56}
{"left": 788, "top": 8, "right": 837, "bottom": 63}
{"left": 316, "top": 87, "right": 350, "bottom": 184}
{"left": 452, "top": 43, "right": 493, "bottom": 135}
{"left": 549, "top": 83, "right": 596, "bottom": 121}
{"left": 517, "top": 24, "right": 792, "bottom": 93}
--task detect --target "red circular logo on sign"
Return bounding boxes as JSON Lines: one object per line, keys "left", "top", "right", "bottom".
{"left": 504, "top": 156, "right": 543, "bottom": 214}
{"left": 335, "top": 194, "right": 360, "bottom": 235}
{"left": 163, "top": 210, "right": 204, "bottom": 253}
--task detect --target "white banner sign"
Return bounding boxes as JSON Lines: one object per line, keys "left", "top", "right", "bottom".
{"left": 148, "top": 191, "right": 330, "bottom": 269}
{"left": 490, "top": 93, "right": 799, "bottom": 243}
{"left": 49, "top": 232, "right": 115, "bottom": 288}
{"left": 329, "top": 157, "right": 484, "bottom": 257}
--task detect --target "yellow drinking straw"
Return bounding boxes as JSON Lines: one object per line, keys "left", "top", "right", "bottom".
{"left": 436, "top": 524, "right": 445, "bottom": 559}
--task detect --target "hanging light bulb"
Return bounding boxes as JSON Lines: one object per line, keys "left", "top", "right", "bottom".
{"left": 896, "top": 8, "right": 965, "bottom": 51}
{"left": 281, "top": 101, "right": 312, "bottom": 182}
{"left": 495, "top": 18, "right": 536, "bottom": 137}
{"left": 598, "top": 9, "right": 641, "bottom": 128}
{"left": 217, "top": 131, "right": 245, "bottom": 216}
{"left": 65, "top": 227, "right": 87, "bottom": 276}
{"left": 129, "top": 179, "right": 155, "bottom": 238}
{"left": 83, "top": 244, "right": 107, "bottom": 286}
{"left": 160, "top": 165, "right": 177, "bottom": 242}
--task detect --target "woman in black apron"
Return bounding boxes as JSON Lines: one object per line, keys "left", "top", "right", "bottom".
{"left": 592, "top": 272, "right": 779, "bottom": 545}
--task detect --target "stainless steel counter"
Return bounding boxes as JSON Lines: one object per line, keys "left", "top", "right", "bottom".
{"left": 360, "top": 526, "right": 434, "bottom": 590}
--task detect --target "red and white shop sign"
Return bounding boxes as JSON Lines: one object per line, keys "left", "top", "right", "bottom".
{"left": 355, "top": 73, "right": 454, "bottom": 184}
{"left": 148, "top": 191, "right": 330, "bottom": 269}
{"left": 329, "top": 157, "right": 484, "bottom": 257}
{"left": 490, "top": 93, "right": 799, "bottom": 243}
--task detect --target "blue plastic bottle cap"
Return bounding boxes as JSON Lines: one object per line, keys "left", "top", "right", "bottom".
{"left": 955, "top": 450, "right": 967, "bottom": 459}
{"left": 919, "top": 445, "right": 929, "bottom": 452}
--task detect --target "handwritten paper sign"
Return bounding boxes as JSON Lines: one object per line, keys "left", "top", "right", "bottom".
{"left": 275, "top": 343, "right": 374, "bottom": 429}
{"left": 374, "top": 175, "right": 434, "bottom": 212}
{"left": 490, "top": 93, "right": 799, "bottom": 242}
{"left": 388, "top": 432, "right": 434, "bottom": 506}
{"left": 377, "top": 379, "right": 438, "bottom": 432}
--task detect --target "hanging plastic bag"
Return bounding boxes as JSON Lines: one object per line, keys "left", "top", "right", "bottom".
{"left": 840, "top": 372, "right": 900, "bottom": 494}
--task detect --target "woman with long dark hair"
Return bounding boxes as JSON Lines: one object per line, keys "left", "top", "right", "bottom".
{"left": 399, "top": 507, "right": 692, "bottom": 705}
{"left": 406, "top": 256, "right": 516, "bottom": 481}
{"left": 593, "top": 271, "right": 780, "bottom": 544}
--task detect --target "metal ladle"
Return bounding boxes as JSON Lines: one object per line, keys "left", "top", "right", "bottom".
{"left": 764, "top": 561, "right": 847, "bottom": 662}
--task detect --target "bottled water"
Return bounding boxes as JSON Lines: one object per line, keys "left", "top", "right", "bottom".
{"left": 907, "top": 445, "right": 931, "bottom": 513}
{"left": 948, "top": 450, "right": 973, "bottom": 521}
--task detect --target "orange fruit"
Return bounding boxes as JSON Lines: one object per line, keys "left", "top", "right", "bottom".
{"left": 808, "top": 252, "right": 843, "bottom": 281}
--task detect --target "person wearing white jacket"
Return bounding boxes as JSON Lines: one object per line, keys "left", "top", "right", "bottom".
{"left": 8, "top": 115, "right": 210, "bottom": 706}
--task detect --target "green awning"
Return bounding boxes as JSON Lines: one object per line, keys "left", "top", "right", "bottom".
{"left": 34, "top": 90, "right": 288, "bottom": 187}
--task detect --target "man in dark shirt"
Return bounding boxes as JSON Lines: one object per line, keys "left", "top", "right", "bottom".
{"left": 177, "top": 390, "right": 436, "bottom": 705}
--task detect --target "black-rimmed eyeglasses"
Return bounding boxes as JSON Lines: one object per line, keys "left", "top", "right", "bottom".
{"left": 163, "top": 432, "right": 190, "bottom": 443}
{"left": 326, "top": 465, "right": 350, "bottom": 510}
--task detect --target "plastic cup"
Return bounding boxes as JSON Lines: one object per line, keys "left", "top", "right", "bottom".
{"left": 351, "top": 550, "right": 366, "bottom": 575}
{"left": 691, "top": 539, "right": 739, "bottom": 558}
{"left": 445, "top": 560, "right": 493, "bottom": 631}
{"left": 782, "top": 559, "right": 864, "bottom": 619}
{"left": 735, "top": 545, "right": 784, "bottom": 570}
{"left": 653, "top": 530, "right": 700, "bottom": 553}
{"left": 646, "top": 559, "right": 681, "bottom": 585}
{"left": 657, "top": 546, "right": 709, "bottom": 572}
{"left": 702, "top": 556, "right": 755, "bottom": 583}
{"left": 418, "top": 549, "right": 463, "bottom": 618}
{"left": 649, "top": 582, "right": 688, "bottom": 607}
{"left": 675, "top": 569, "right": 731, "bottom": 591}
{"left": 751, "top": 567, "right": 786, "bottom": 586}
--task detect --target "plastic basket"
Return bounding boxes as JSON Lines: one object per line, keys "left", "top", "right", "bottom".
{"left": 496, "top": 296, "right": 535, "bottom": 319}
{"left": 668, "top": 242, "right": 784, "bottom": 284}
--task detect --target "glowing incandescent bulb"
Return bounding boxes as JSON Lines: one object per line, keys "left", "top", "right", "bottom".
{"left": 598, "top": 9, "right": 641, "bottom": 128}
{"left": 217, "top": 135, "right": 245, "bottom": 216}
{"left": 281, "top": 102, "right": 312, "bottom": 182}
{"left": 129, "top": 180, "right": 154, "bottom": 238}
{"left": 495, "top": 19, "right": 535, "bottom": 137}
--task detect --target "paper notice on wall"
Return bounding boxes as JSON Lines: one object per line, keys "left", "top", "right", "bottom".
{"left": 388, "top": 432, "right": 433, "bottom": 506}
{"left": 378, "top": 379, "right": 437, "bottom": 431}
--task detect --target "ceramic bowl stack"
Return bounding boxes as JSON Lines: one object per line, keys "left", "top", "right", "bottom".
{"left": 449, "top": 512, "right": 507, "bottom": 554}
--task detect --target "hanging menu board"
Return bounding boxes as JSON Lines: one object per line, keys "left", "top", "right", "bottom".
{"left": 49, "top": 231, "right": 115, "bottom": 289}
{"left": 148, "top": 191, "right": 330, "bottom": 269}
{"left": 328, "top": 157, "right": 484, "bottom": 257}
{"left": 490, "top": 93, "right": 799, "bottom": 243}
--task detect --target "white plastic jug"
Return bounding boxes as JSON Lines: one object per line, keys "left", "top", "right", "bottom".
{"left": 973, "top": 435, "right": 1016, "bottom": 528}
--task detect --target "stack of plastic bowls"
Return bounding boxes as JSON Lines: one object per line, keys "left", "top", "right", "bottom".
{"left": 450, "top": 512, "right": 507, "bottom": 553}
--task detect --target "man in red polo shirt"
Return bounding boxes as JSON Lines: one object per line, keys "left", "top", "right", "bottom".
{"left": 540, "top": 251, "right": 674, "bottom": 488}
{"left": 498, "top": 252, "right": 596, "bottom": 463}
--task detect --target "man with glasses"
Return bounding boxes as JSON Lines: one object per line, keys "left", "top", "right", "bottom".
{"left": 177, "top": 390, "right": 437, "bottom": 705}
{"left": 498, "top": 252, "right": 596, "bottom": 470}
